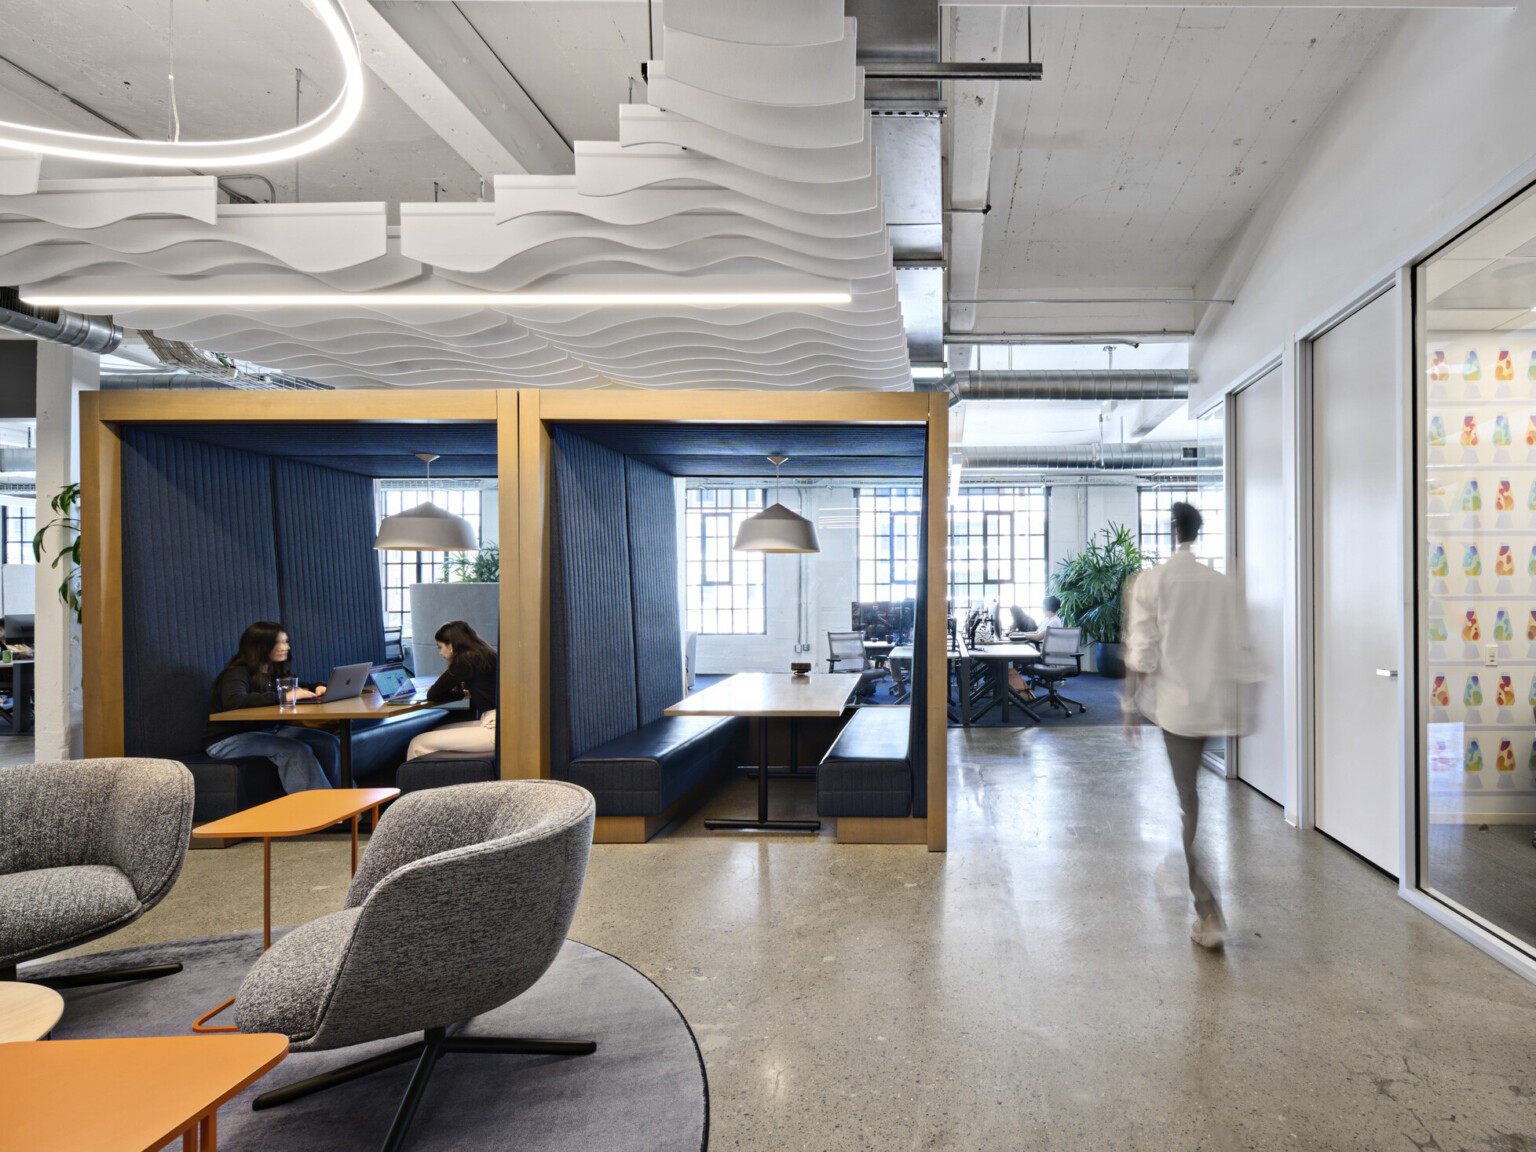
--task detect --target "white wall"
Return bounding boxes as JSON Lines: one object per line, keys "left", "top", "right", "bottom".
{"left": 1047, "top": 482, "right": 1140, "bottom": 578}
{"left": 1192, "top": 6, "right": 1536, "bottom": 404}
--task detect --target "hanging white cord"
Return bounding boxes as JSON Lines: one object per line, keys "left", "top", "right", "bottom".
{"left": 167, "top": 0, "right": 181, "bottom": 142}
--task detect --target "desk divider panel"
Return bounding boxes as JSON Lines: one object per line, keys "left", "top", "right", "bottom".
{"left": 550, "top": 428, "right": 639, "bottom": 774}
{"left": 121, "top": 429, "right": 280, "bottom": 759}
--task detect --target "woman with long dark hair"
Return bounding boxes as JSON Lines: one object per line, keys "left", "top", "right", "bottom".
{"left": 202, "top": 621, "right": 341, "bottom": 792}
{"left": 406, "top": 619, "right": 498, "bottom": 760}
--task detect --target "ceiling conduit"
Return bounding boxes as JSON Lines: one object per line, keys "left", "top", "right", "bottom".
{"left": 950, "top": 369, "right": 1191, "bottom": 402}
{"left": 961, "top": 442, "right": 1219, "bottom": 471}
{"left": 0, "top": 287, "right": 122, "bottom": 354}
{"left": 99, "top": 372, "right": 332, "bottom": 391}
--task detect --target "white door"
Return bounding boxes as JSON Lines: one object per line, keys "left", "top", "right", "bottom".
{"left": 1233, "top": 368, "right": 1286, "bottom": 804}
{"left": 1313, "top": 289, "right": 1401, "bottom": 875}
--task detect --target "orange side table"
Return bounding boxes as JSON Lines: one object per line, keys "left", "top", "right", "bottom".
{"left": 0, "top": 1033, "right": 288, "bottom": 1151}
{"left": 192, "top": 788, "right": 399, "bottom": 949}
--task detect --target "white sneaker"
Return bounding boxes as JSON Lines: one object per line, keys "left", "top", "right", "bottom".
{"left": 1190, "top": 913, "right": 1226, "bottom": 950}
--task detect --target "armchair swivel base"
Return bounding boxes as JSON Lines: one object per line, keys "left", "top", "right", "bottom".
{"left": 2, "top": 961, "right": 182, "bottom": 989}
{"left": 253, "top": 1024, "right": 596, "bottom": 1152}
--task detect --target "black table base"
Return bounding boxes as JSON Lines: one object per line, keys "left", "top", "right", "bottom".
{"left": 705, "top": 717, "right": 821, "bottom": 833}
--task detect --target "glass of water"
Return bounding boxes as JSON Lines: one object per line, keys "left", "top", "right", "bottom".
{"left": 277, "top": 677, "right": 300, "bottom": 709}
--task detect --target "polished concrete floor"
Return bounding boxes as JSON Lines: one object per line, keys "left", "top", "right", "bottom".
{"left": 51, "top": 725, "right": 1536, "bottom": 1149}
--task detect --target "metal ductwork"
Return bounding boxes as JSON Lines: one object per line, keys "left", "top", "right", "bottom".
{"left": 0, "top": 448, "right": 36, "bottom": 472}
{"left": 961, "top": 443, "right": 1220, "bottom": 471}
{"left": 950, "top": 369, "right": 1191, "bottom": 402}
{"left": 0, "top": 287, "right": 123, "bottom": 354}
{"left": 99, "top": 372, "right": 332, "bottom": 391}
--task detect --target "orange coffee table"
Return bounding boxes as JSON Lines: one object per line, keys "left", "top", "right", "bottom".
{"left": 0, "top": 1033, "right": 288, "bottom": 1151}
{"left": 192, "top": 788, "right": 399, "bottom": 949}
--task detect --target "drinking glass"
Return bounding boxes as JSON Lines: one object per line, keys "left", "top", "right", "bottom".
{"left": 277, "top": 677, "right": 300, "bottom": 709}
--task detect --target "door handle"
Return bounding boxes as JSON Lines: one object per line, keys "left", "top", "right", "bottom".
{"left": 1376, "top": 668, "right": 1398, "bottom": 678}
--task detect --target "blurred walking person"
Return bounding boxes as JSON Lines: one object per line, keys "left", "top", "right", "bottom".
{"left": 1122, "top": 502, "right": 1255, "bottom": 950}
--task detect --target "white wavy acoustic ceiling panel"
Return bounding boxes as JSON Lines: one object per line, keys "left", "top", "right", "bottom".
{"left": 1, "top": 0, "right": 908, "bottom": 390}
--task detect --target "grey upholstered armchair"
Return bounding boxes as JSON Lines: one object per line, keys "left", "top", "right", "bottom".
{"left": 0, "top": 758, "right": 194, "bottom": 987}
{"left": 234, "top": 779, "right": 596, "bottom": 1152}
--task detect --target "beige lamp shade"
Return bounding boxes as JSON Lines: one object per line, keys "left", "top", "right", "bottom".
{"left": 374, "top": 501, "right": 479, "bottom": 551}
{"left": 733, "top": 501, "right": 820, "bottom": 553}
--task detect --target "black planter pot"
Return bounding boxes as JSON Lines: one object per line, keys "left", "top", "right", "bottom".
{"left": 1094, "top": 642, "right": 1126, "bottom": 679}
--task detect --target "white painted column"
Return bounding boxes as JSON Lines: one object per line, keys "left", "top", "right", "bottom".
{"left": 33, "top": 343, "right": 97, "bottom": 762}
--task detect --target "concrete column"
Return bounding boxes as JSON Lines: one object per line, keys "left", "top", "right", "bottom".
{"left": 33, "top": 343, "right": 97, "bottom": 761}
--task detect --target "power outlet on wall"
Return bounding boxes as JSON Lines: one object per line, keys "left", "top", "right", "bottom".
{"left": 1486, "top": 644, "right": 1500, "bottom": 667}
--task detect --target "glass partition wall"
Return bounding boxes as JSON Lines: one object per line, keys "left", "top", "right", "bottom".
{"left": 1416, "top": 184, "right": 1536, "bottom": 954}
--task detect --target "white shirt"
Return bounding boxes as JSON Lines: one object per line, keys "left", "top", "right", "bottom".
{"left": 1123, "top": 546, "right": 1257, "bottom": 737}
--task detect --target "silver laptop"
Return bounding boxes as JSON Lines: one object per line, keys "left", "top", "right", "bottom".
{"left": 371, "top": 665, "right": 419, "bottom": 702}
{"left": 297, "top": 661, "right": 374, "bottom": 704}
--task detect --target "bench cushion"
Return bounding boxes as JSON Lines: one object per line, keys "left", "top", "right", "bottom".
{"left": 397, "top": 754, "right": 498, "bottom": 794}
{"left": 559, "top": 715, "right": 740, "bottom": 817}
{"left": 817, "top": 706, "right": 912, "bottom": 818}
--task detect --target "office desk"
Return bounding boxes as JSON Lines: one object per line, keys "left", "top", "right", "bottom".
{"left": 0, "top": 1033, "right": 288, "bottom": 1151}
{"left": 665, "top": 673, "right": 857, "bottom": 833}
{"left": 192, "top": 788, "right": 399, "bottom": 949}
{"left": 893, "top": 642, "right": 1041, "bottom": 726}
{"left": 0, "top": 658, "right": 32, "bottom": 734}
{"left": 209, "top": 686, "right": 459, "bottom": 788}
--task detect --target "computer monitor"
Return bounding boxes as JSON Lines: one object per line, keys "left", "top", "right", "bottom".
{"left": 851, "top": 599, "right": 916, "bottom": 643}
{"left": 3, "top": 613, "right": 33, "bottom": 644}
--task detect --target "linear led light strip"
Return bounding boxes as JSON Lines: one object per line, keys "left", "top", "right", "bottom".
{"left": 0, "top": 0, "right": 362, "bottom": 167}
{"left": 22, "top": 291, "right": 855, "bottom": 307}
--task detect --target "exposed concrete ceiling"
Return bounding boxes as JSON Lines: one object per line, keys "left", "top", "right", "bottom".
{"left": 953, "top": 4, "right": 1400, "bottom": 341}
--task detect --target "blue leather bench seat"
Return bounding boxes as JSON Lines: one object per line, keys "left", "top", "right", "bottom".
{"left": 559, "top": 715, "right": 741, "bottom": 817}
{"left": 188, "top": 708, "right": 448, "bottom": 822}
{"left": 397, "top": 751, "right": 498, "bottom": 794}
{"left": 817, "top": 706, "right": 912, "bottom": 818}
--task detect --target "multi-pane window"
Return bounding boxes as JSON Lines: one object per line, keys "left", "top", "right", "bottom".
{"left": 1138, "top": 484, "right": 1225, "bottom": 570}
{"left": 1, "top": 502, "right": 35, "bottom": 565}
{"left": 377, "top": 485, "right": 484, "bottom": 638}
{"left": 856, "top": 487, "right": 922, "bottom": 601}
{"left": 685, "top": 488, "right": 766, "bottom": 634}
{"left": 949, "top": 486, "right": 1047, "bottom": 612}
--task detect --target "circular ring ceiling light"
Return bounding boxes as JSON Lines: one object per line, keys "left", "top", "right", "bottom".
{"left": 0, "top": 0, "right": 363, "bottom": 168}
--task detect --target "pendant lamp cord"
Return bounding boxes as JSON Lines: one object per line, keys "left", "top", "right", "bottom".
{"left": 774, "top": 458, "right": 781, "bottom": 506}
{"left": 167, "top": 0, "right": 181, "bottom": 143}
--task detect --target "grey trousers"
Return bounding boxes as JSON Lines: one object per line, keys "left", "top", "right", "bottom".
{"left": 1161, "top": 730, "right": 1221, "bottom": 920}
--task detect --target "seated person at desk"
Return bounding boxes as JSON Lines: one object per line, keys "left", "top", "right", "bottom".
{"left": 202, "top": 621, "right": 341, "bottom": 793}
{"left": 1018, "top": 596, "right": 1064, "bottom": 643}
{"left": 406, "top": 620, "right": 498, "bottom": 760}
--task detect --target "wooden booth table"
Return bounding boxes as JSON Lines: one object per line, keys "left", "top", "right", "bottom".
{"left": 0, "top": 1033, "right": 288, "bottom": 1151}
{"left": 192, "top": 788, "right": 399, "bottom": 949}
{"left": 207, "top": 687, "right": 458, "bottom": 789}
{"left": 0, "top": 981, "right": 64, "bottom": 1042}
{"left": 666, "top": 673, "right": 858, "bottom": 833}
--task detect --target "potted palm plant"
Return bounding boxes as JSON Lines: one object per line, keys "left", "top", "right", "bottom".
{"left": 1048, "top": 523, "right": 1145, "bottom": 679}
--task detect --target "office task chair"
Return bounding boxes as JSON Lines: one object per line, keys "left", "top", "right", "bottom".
{"left": 1028, "top": 627, "right": 1087, "bottom": 716}
{"left": 383, "top": 626, "right": 405, "bottom": 666}
{"left": 1, "top": 759, "right": 194, "bottom": 987}
{"left": 827, "top": 631, "right": 888, "bottom": 702}
{"left": 233, "top": 781, "right": 596, "bottom": 1152}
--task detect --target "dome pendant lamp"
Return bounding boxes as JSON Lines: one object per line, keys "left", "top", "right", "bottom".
{"left": 374, "top": 453, "right": 479, "bottom": 552}
{"left": 734, "top": 456, "right": 820, "bottom": 554}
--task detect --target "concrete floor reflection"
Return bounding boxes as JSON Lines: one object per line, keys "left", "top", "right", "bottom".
{"left": 61, "top": 725, "right": 1536, "bottom": 1149}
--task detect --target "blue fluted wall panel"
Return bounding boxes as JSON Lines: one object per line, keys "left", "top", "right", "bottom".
{"left": 625, "top": 458, "right": 684, "bottom": 727}
{"left": 550, "top": 428, "right": 637, "bottom": 772}
{"left": 272, "top": 456, "right": 385, "bottom": 682}
{"left": 121, "top": 429, "right": 279, "bottom": 758}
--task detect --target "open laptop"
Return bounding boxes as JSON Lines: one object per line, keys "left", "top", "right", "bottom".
{"left": 296, "top": 661, "right": 374, "bottom": 704}
{"left": 371, "top": 665, "right": 420, "bottom": 703}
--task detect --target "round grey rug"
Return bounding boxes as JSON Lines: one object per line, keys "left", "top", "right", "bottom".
{"left": 23, "top": 933, "right": 707, "bottom": 1152}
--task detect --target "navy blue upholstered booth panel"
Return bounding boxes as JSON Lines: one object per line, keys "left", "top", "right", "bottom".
{"left": 624, "top": 457, "right": 683, "bottom": 727}
{"left": 908, "top": 439, "right": 929, "bottom": 818}
{"left": 121, "top": 429, "right": 280, "bottom": 758}
{"left": 550, "top": 428, "right": 638, "bottom": 771}
{"left": 272, "top": 457, "right": 385, "bottom": 683}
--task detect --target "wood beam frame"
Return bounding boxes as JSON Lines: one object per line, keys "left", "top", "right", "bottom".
{"left": 521, "top": 388, "right": 947, "bottom": 850}
{"left": 77, "top": 390, "right": 499, "bottom": 758}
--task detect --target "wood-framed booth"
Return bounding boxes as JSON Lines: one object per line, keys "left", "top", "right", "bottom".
{"left": 79, "top": 389, "right": 948, "bottom": 851}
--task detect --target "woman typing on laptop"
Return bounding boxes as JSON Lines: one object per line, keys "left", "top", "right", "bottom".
{"left": 406, "top": 620, "right": 497, "bottom": 761}
{"left": 202, "top": 621, "right": 342, "bottom": 792}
